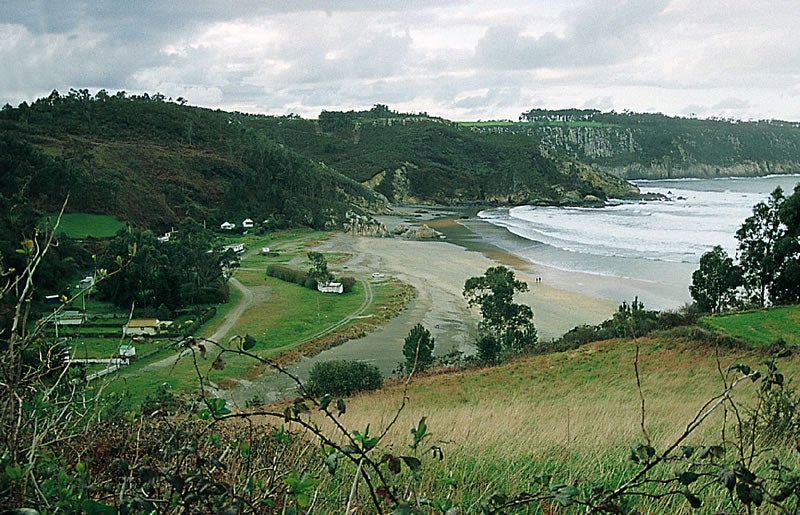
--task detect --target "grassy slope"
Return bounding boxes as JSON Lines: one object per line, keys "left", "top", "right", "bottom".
{"left": 46, "top": 213, "right": 126, "bottom": 238}
{"left": 702, "top": 305, "right": 800, "bottom": 346}
{"left": 294, "top": 308, "right": 800, "bottom": 512}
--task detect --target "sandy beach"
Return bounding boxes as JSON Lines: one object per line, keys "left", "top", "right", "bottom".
{"left": 315, "top": 221, "right": 618, "bottom": 347}
{"left": 223, "top": 213, "right": 621, "bottom": 405}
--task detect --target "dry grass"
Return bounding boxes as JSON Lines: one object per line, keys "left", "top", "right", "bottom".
{"left": 270, "top": 336, "right": 800, "bottom": 511}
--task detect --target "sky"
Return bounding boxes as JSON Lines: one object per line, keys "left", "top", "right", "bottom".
{"left": 2, "top": 0, "right": 799, "bottom": 122}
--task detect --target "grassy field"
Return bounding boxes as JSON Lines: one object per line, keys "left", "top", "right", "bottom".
{"left": 702, "top": 304, "right": 800, "bottom": 346}
{"left": 46, "top": 212, "right": 126, "bottom": 238}
{"left": 290, "top": 335, "right": 800, "bottom": 512}
{"left": 101, "top": 229, "right": 410, "bottom": 404}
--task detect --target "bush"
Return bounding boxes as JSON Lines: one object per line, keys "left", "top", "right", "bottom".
{"left": 267, "top": 265, "right": 310, "bottom": 288}
{"left": 340, "top": 276, "right": 356, "bottom": 293}
{"left": 306, "top": 360, "right": 383, "bottom": 397}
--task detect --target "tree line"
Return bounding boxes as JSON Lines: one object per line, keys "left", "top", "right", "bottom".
{"left": 691, "top": 183, "right": 800, "bottom": 312}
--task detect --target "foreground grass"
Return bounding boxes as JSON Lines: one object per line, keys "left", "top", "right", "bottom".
{"left": 280, "top": 336, "right": 800, "bottom": 512}
{"left": 702, "top": 304, "right": 800, "bottom": 346}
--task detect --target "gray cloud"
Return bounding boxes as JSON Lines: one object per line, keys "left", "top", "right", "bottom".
{"left": 1, "top": 1, "right": 799, "bottom": 121}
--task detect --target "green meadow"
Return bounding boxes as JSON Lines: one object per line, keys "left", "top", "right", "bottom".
{"left": 702, "top": 305, "right": 800, "bottom": 346}
{"left": 46, "top": 212, "right": 126, "bottom": 238}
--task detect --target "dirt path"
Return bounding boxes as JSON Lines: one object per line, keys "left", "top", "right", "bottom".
{"left": 206, "top": 276, "right": 252, "bottom": 344}
{"left": 136, "top": 276, "right": 252, "bottom": 372}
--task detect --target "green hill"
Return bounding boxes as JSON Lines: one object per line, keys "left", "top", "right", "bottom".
{"left": 243, "top": 105, "right": 638, "bottom": 205}
{"left": 0, "top": 91, "right": 386, "bottom": 229}
{"left": 0, "top": 95, "right": 639, "bottom": 234}
{"left": 468, "top": 108, "right": 800, "bottom": 179}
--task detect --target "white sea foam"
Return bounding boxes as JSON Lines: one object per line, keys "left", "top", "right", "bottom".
{"left": 474, "top": 175, "right": 800, "bottom": 309}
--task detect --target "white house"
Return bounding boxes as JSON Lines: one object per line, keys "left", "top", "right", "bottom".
{"left": 220, "top": 221, "right": 236, "bottom": 230}
{"left": 223, "top": 243, "right": 245, "bottom": 253}
{"left": 242, "top": 218, "right": 254, "bottom": 228}
{"left": 122, "top": 319, "right": 173, "bottom": 337}
{"left": 78, "top": 276, "right": 94, "bottom": 289}
{"left": 317, "top": 281, "right": 344, "bottom": 294}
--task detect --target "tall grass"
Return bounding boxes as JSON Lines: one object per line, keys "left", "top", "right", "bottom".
{"left": 288, "top": 337, "right": 799, "bottom": 512}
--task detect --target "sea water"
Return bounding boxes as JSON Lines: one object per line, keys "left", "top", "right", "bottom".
{"left": 468, "top": 175, "right": 800, "bottom": 310}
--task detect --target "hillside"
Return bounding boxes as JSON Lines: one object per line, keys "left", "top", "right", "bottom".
{"left": 0, "top": 95, "right": 639, "bottom": 233}
{"left": 242, "top": 105, "right": 639, "bottom": 205}
{"left": 0, "top": 91, "right": 386, "bottom": 229}
{"left": 466, "top": 108, "right": 800, "bottom": 179}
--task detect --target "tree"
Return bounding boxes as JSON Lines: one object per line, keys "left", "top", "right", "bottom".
{"left": 771, "top": 183, "right": 800, "bottom": 305}
{"left": 463, "top": 266, "right": 537, "bottom": 359}
{"left": 403, "top": 323, "right": 435, "bottom": 373}
{"left": 736, "top": 187, "right": 785, "bottom": 307}
{"left": 690, "top": 246, "right": 742, "bottom": 313}
{"left": 307, "top": 251, "right": 332, "bottom": 284}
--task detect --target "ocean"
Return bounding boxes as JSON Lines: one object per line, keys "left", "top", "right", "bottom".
{"left": 464, "top": 175, "right": 800, "bottom": 311}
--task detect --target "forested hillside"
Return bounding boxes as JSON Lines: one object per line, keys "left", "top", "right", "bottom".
{"left": 0, "top": 94, "right": 639, "bottom": 236}
{"left": 0, "top": 90, "right": 385, "bottom": 230}
{"left": 243, "top": 105, "right": 638, "bottom": 205}
{"left": 467, "top": 109, "right": 800, "bottom": 179}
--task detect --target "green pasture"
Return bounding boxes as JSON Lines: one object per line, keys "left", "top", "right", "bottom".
{"left": 702, "top": 304, "right": 800, "bottom": 346}
{"left": 46, "top": 213, "right": 126, "bottom": 238}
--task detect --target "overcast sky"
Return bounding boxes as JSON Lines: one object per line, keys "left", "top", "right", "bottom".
{"left": 2, "top": 1, "right": 799, "bottom": 121}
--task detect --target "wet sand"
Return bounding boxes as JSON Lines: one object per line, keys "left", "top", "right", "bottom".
{"left": 318, "top": 228, "right": 617, "bottom": 346}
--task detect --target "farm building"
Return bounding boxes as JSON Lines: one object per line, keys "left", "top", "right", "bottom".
{"left": 220, "top": 221, "right": 236, "bottom": 230}
{"left": 242, "top": 218, "right": 254, "bottom": 228}
{"left": 317, "top": 281, "right": 344, "bottom": 294}
{"left": 122, "top": 319, "right": 173, "bottom": 337}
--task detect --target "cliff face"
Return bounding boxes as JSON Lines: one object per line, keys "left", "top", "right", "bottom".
{"left": 468, "top": 111, "right": 800, "bottom": 180}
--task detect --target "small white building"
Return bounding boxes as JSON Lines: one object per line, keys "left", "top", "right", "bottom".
{"left": 119, "top": 344, "right": 136, "bottom": 358}
{"left": 223, "top": 243, "right": 245, "bottom": 253}
{"left": 317, "top": 281, "right": 344, "bottom": 294}
{"left": 123, "top": 319, "right": 173, "bottom": 337}
{"left": 55, "top": 310, "right": 85, "bottom": 327}
{"left": 242, "top": 218, "right": 254, "bottom": 228}
{"left": 220, "top": 221, "right": 236, "bottom": 230}
{"left": 78, "top": 276, "right": 94, "bottom": 289}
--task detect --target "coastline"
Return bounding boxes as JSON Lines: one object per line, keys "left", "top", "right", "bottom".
{"left": 222, "top": 209, "right": 621, "bottom": 405}
{"left": 326, "top": 207, "right": 619, "bottom": 344}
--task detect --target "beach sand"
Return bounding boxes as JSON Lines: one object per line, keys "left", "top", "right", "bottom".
{"left": 222, "top": 215, "right": 621, "bottom": 405}
{"left": 316, "top": 224, "right": 617, "bottom": 347}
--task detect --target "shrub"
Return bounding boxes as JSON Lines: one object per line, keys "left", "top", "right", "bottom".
{"left": 340, "top": 276, "right": 356, "bottom": 293}
{"left": 267, "top": 264, "right": 310, "bottom": 288}
{"left": 306, "top": 360, "right": 383, "bottom": 397}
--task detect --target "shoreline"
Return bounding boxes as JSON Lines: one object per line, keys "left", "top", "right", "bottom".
{"left": 221, "top": 210, "right": 620, "bottom": 405}
{"left": 329, "top": 208, "right": 619, "bottom": 343}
